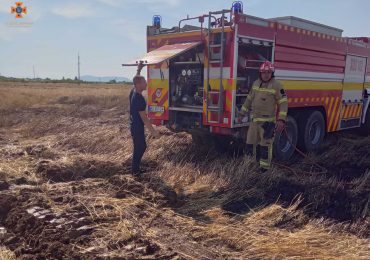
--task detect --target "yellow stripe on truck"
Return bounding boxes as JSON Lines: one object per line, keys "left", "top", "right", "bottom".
{"left": 206, "top": 79, "right": 233, "bottom": 91}
{"left": 328, "top": 97, "right": 340, "bottom": 131}
{"left": 349, "top": 105, "right": 357, "bottom": 118}
{"left": 281, "top": 80, "right": 342, "bottom": 90}
{"left": 341, "top": 106, "right": 346, "bottom": 119}
{"left": 327, "top": 98, "right": 335, "bottom": 123}
{"left": 343, "top": 83, "right": 366, "bottom": 91}
{"left": 148, "top": 79, "right": 169, "bottom": 89}
{"left": 148, "top": 79, "right": 169, "bottom": 117}
{"left": 205, "top": 79, "right": 233, "bottom": 112}
{"left": 356, "top": 105, "right": 361, "bottom": 117}
{"left": 343, "top": 105, "right": 350, "bottom": 119}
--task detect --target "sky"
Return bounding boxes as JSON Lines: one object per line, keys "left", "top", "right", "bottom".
{"left": 0, "top": 0, "right": 369, "bottom": 79}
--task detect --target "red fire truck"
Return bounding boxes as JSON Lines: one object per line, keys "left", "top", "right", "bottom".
{"left": 123, "top": 2, "right": 370, "bottom": 160}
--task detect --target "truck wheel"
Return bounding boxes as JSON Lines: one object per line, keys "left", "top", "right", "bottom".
{"left": 360, "top": 108, "right": 370, "bottom": 136}
{"left": 298, "top": 110, "right": 325, "bottom": 152}
{"left": 274, "top": 116, "right": 298, "bottom": 162}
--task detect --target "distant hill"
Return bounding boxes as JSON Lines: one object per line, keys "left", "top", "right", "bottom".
{"left": 0, "top": 75, "right": 131, "bottom": 84}
{"left": 81, "top": 75, "right": 130, "bottom": 83}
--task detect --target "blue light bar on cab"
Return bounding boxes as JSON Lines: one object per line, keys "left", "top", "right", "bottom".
{"left": 153, "top": 15, "right": 162, "bottom": 28}
{"left": 232, "top": 1, "right": 243, "bottom": 14}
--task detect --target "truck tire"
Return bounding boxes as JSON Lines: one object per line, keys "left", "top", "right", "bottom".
{"left": 274, "top": 116, "right": 298, "bottom": 162}
{"left": 360, "top": 108, "right": 370, "bottom": 136}
{"left": 298, "top": 110, "right": 325, "bottom": 152}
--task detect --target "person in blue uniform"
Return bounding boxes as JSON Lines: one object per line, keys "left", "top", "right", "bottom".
{"left": 129, "top": 62, "right": 159, "bottom": 175}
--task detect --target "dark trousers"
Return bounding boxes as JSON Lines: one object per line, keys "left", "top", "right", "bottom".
{"left": 131, "top": 131, "right": 147, "bottom": 174}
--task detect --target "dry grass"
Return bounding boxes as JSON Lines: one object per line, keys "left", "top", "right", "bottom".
{"left": 0, "top": 247, "right": 15, "bottom": 260}
{"left": 0, "top": 82, "right": 130, "bottom": 110}
{"left": 0, "top": 82, "right": 369, "bottom": 259}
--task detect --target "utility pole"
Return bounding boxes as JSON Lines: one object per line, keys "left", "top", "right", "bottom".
{"left": 78, "top": 52, "right": 81, "bottom": 81}
{"left": 33, "top": 65, "right": 35, "bottom": 80}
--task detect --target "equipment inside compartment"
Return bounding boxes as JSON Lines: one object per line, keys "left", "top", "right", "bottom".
{"left": 234, "top": 41, "right": 273, "bottom": 123}
{"left": 237, "top": 42, "right": 273, "bottom": 94}
{"left": 169, "top": 45, "right": 204, "bottom": 108}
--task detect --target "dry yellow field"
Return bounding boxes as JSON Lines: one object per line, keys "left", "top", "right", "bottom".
{"left": 0, "top": 82, "right": 369, "bottom": 259}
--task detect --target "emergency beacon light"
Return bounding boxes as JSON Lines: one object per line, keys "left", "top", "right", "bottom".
{"left": 232, "top": 1, "right": 243, "bottom": 14}
{"left": 153, "top": 15, "right": 162, "bottom": 28}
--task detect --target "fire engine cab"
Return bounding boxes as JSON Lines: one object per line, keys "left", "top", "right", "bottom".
{"left": 123, "top": 2, "right": 370, "bottom": 160}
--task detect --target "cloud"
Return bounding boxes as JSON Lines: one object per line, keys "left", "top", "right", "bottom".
{"left": 96, "top": 0, "right": 180, "bottom": 7}
{"left": 0, "top": 24, "right": 12, "bottom": 41}
{"left": 110, "top": 18, "right": 145, "bottom": 44}
{"left": 0, "top": 0, "right": 11, "bottom": 13}
{"left": 96, "top": 0, "right": 121, "bottom": 6}
{"left": 0, "top": 23, "right": 32, "bottom": 42}
{"left": 51, "top": 3, "right": 95, "bottom": 18}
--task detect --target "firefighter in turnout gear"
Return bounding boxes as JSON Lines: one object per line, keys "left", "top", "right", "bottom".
{"left": 239, "top": 61, "right": 288, "bottom": 171}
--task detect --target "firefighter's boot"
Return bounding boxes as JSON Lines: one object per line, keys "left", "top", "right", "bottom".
{"left": 247, "top": 121, "right": 274, "bottom": 171}
{"left": 259, "top": 142, "right": 273, "bottom": 171}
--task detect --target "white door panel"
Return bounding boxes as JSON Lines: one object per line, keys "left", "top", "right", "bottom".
{"left": 344, "top": 55, "right": 367, "bottom": 83}
{"left": 342, "top": 55, "right": 367, "bottom": 102}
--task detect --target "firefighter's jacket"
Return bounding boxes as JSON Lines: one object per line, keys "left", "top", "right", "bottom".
{"left": 241, "top": 78, "right": 288, "bottom": 122}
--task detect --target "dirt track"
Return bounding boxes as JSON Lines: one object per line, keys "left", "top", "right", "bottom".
{"left": 0, "top": 82, "right": 369, "bottom": 259}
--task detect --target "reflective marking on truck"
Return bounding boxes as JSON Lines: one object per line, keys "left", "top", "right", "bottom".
{"left": 341, "top": 104, "right": 362, "bottom": 119}
{"left": 328, "top": 97, "right": 340, "bottom": 131}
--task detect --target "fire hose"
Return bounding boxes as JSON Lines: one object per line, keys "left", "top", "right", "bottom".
{"left": 273, "top": 126, "right": 370, "bottom": 190}
{"left": 273, "top": 126, "right": 327, "bottom": 175}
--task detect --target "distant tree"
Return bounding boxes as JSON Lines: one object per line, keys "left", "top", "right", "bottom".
{"left": 109, "top": 79, "right": 117, "bottom": 84}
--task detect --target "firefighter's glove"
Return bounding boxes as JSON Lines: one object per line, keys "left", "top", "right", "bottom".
{"left": 262, "top": 122, "right": 276, "bottom": 139}
{"left": 237, "top": 112, "right": 249, "bottom": 124}
{"left": 238, "top": 110, "right": 247, "bottom": 119}
{"left": 276, "top": 119, "right": 286, "bottom": 132}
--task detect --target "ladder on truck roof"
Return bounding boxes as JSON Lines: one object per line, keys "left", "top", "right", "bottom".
{"left": 206, "top": 9, "right": 231, "bottom": 124}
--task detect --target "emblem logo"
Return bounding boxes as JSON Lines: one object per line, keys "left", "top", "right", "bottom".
{"left": 11, "top": 2, "right": 27, "bottom": 18}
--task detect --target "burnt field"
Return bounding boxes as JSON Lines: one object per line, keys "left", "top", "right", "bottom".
{"left": 0, "top": 82, "right": 369, "bottom": 259}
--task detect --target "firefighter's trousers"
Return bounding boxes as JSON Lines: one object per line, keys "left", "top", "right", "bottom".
{"left": 246, "top": 121, "right": 274, "bottom": 170}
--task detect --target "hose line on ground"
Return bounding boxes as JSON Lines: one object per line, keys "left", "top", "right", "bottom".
{"left": 273, "top": 127, "right": 370, "bottom": 190}
{"left": 272, "top": 126, "right": 328, "bottom": 175}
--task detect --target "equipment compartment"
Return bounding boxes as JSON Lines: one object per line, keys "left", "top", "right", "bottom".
{"left": 169, "top": 44, "right": 204, "bottom": 109}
